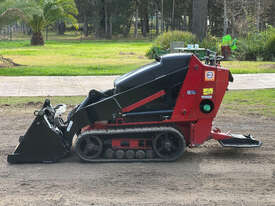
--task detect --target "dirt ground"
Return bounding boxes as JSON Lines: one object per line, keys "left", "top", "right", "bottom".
{"left": 0, "top": 105, "right": 274, "bottom": 206}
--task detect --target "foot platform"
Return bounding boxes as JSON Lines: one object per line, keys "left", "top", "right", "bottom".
{"left": 218, "top": 134, "right": 262, "bottom": 148}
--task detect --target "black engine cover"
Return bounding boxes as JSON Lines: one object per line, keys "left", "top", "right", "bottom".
{"left": 114, "top": 53, "right": 191, "bottom": 93}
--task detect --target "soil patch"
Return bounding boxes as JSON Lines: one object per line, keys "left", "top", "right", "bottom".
{"left": 260, "top": 64, "right": 275, "bottom": 69}
{"left": 0, "top": 106, "right": 274, "bottom": 206}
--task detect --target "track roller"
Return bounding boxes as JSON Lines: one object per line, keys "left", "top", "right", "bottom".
{"left": 136, "top": 150, "right": 146, "bottom": 159}
{"left": 126, "top": 150, "right": 135, "bottom": 159}
{"left": 116, "top": 149, "right": 125, "bottom": 159}
{"left": 104, "top": 148, "right": 114, "bottom": 159}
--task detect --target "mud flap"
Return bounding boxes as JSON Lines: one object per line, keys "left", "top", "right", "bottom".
{"left": 218, "top": 134, "right": 262, "bottom": 148}
{"left": 7, "top": 112, "right": 69, "bottom": 164}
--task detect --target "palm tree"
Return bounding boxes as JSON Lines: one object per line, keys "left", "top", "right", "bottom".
{"left": 0, "top": 0, "right": 78, "bottom": 45}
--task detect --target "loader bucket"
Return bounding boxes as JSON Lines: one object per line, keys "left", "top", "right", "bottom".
{"left": 7, "top": 101, "right": 70, "bottom": 163}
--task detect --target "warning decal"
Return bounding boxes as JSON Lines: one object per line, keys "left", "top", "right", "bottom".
{"left": 203, "top": 88, "right": 214, "bottom": 95}
{"left": 205, "top": 71, "right": 215, "bottom": 81}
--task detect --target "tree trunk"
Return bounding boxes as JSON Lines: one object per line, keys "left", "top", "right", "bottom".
{"left": 141, "top": 10, "right": 149, "bottom": 37}
{"left": 31, "top": 32, "right": 44, "bottom": 46}
{"left": 22, "top": 24, "right": 26, "bottom": 34}
{"left": 145, "top": 13, "right": 149, "bottom": 33}
{"left": 141, "top": 19, "right": 146, "bottom": 37}
{"left": 192, "top": 0, "right": 208, "bottom": 40}
{"left": 83, "top": 14, "right": 88, "bottom": 37}
{"left": 134, "top": 6, "right": 138, "bottom": 38}
{"left": 166, "top": 23, "right": 169, "bottom": 32}
{"left": 256, "top": 0, "right": 261, "bottom": 32}
{"left": 171, "top": 0, "right": 175, "bottom": 30}
{"left": 161, "top": 0, "right": 164, "bottom": 32}
{"left": 46, "top": 26, "right": 48, "bottom": 41}
{"left": 232, "top": 12, "right": 235, "bottom": 37}
{"left": 109, "top": 15, "right": 112, "bottom": 39}
{"left": 183, "top": 15, "right": 187, "bottom": 30}
{"left": 57, "top": 21, "right": 66, "bottom": 35}
{"left": 155, "top": 9, "right": 159, "bottom": 35}
{"left": 104, "top": 0, "right": 108, "bottom": 38}
{"left": 9, "top": 25, "right": 12, "bottom": 41}
{"left": 223, "top": 0, "right": 228, "bottom": 35}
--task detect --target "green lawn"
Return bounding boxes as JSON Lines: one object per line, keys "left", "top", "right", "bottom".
{"left": 0, "top": 40, "right": 275, "bottom": 76}
{"left": 0, "top": 40, "right": 152, "bottom": 76}
{"left": 222, "top": 89, "right": 275, "bottom": 117}
{"left": 1, "top": 89, "right": 274, "bottom": 118}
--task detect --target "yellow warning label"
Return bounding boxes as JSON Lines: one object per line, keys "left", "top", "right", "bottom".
{"left": 203, "top": 88, "right": 213, "bottom": 95}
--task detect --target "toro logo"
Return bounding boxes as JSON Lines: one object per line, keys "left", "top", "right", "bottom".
{"left": 205, "top": 71, "right": 215, "bottom": 81}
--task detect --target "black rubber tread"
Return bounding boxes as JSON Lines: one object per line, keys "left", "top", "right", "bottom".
{"left": 74, "top": 126, "right": 186, "bottom": 163}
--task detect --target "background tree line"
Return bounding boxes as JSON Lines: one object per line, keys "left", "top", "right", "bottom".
{"left": 72, "top": 0, "right": 275, "bottom": 40}
{"left": 0, "top": 0, "right": 275, "bottom": 44}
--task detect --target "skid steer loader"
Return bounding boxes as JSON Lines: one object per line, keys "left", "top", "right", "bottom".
{"left": 7, "top": 53, "right": 261, "bottom": 163}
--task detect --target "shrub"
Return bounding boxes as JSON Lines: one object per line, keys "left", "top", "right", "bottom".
{"left": 233, "top": 30, "right": 270, "bottom": 61}
{"left": 233, "top": 39, "right": 261, "bottom": 61}
{"left": 263, "top": 34, "right": 275, "bottom": 61}
{"left": 200, "top": 34, "right": 219, "bottom": 53}
{"left": 146, "top": 30, "right": 197, "bottom": 59}
{"left": 233, "top": 25, "right": 275, "bottom": 61}
{"left": 145, "top": 46, "right": 167, "bottom": 59}
{"left": 154, "top": 30, "right": 196, "bottom": 50}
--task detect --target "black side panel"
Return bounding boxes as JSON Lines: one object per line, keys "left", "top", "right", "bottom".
{"left": 73, "top": 65, "right": 189, "bottom": 125}
{"left": 116, "top": 66, "right": 188, "bottom": 110}
{"left": 73, "top": 97, "right": 121, "bottom": 127}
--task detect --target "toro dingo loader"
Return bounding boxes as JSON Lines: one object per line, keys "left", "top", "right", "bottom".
{"left": 7, "top": 53, "right": 261, "bottom": 163}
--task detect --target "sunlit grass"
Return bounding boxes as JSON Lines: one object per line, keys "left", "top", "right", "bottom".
{"left": 0, "top": 39, "right": 275, "bottom": 75}
{"left": 222, "top": 61, "right": 275, "bottom": 74}
{"left": 222, "top": 89, "right": 275, "bottom": 117}
{"left": 0, "top": 40, "right": 152, "bottom": 75}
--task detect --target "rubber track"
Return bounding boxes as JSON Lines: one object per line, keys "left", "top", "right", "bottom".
{"left": 74, "top": 126, "right": 185, "bottom": 163}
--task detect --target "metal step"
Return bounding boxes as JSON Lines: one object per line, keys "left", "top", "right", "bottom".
{"left": 218, "top": 134, "right": 262, "bottom": 148}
